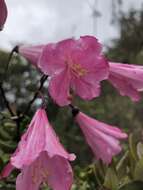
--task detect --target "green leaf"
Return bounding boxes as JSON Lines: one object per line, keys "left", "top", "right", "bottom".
{"left": 104, "top": 168, "right": 118, "bottom": 190}
{"left": 119, "top": 181, "right": 143, "bottom": 190}
{"left": 0, "top": 128, "right": 12, "bottom": 141}
{"left": 137, "top": 142, "right": 143, "bottom": 159}
{"left": 116, "top": 151, "right": 129, "bottom": 178}
{"left": 0, "top": 139, "right": 16, "bottom": 153}
{"left": 129, "top": 134, "right": 138, "bottom": 161}
{"left": 134, "top": 158, "right": 143, "bottom": 181}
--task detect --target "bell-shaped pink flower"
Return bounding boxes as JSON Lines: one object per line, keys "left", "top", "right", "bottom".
{"left": 18, "top": 36, "right": 109, "bottom": 106}
{"left": 108, "top": 62, "right": 143, "bottom": 101}
{"left": 18, "top": 45, "right": 45, "bottom": 67}
{"left": 1, "top": 108, "right": 75, "bottom": 190}
{"left": 75, "top": 111, "right": 127, "bottom": 164}
{"left": 15, "top": 152, "right": 74, "bottom": 190}
{"left": 0, "top": 0, "right": 7, "bottom": 30}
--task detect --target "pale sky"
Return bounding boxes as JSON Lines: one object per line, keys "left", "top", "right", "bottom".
{"left": 0, "top": 0, "right": 143, "bottom": 50}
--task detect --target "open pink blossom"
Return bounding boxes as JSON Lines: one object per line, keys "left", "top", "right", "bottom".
{"left": 18, "top": 36, "right": 109, "bottom": 106}
{"left": 0, "top": 0, "right": 7, "bottom": 30}
{"left": 39, "top": 36, "right": 109, "bottom": 106}
{"left": 75, "top": 111, "right": 127, "bottom": 164}
{"left": 1, "top": 108, "right": 75, "bottom": 190}
{"left": 108, "top": 62, "right": 143, "bottom": 101}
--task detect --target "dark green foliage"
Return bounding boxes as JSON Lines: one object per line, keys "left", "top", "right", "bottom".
{"left": 119, "top": 181, "right": 143, "bottom": 190}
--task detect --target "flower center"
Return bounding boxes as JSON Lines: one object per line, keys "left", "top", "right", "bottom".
{"left": 32, "top": 161, "right": 49, "bottom": 184}
{"left": 70, "top": 63, "right": 87, "bottom": 77}
{"left": 65, "top": 59, "right": 87, "bottom": 77}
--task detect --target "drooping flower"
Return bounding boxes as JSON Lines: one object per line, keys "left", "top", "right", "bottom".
{"left": 18, "top": 36, "right": 109, "bottom": 106}
{"left": 74, "top": 110, "right": 127, "bottom": 164}
{"left": 18, "top": 45, "right": 46, "bottom": 67}
{"left": 108, "top": 62, "right": 143, "bottom": 101}
{"left": 0, "top": 0, "right": 7, "bottom": 30}
{"left": 1, "top": 108, "right": 75, "bottom": 190}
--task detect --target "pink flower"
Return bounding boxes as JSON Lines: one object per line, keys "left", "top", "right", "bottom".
{"left": 15, "top": 152, "right": 74, "bottom": 190}
{"left": 75, "top": 111, "right": 127, "bottom": 164}
{"left": 18, "top": 36, "right": 109, "bottom": 106}
{"left": 39, "top": 36, "right": 109, "bottom": 106}
{"left": 1, "top": 108, "right": 75, "bottom": 190}
{"left": 18, "top": 45, "right": 45, "bottom": 67}
{"left": 0, "top": 0, "right": 7, "bottom": 30}
{"left": 108, "top": 62, "right": 143, "bottom": 101}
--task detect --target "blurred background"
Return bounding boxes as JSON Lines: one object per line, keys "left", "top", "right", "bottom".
{"left": 1, "top": 0, "right": 143, "bottom": 189}
{"left": 0, "top": 0, "right": 143, "bottom": 49}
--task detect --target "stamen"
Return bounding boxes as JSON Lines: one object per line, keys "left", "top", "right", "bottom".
{"left": 31, "top": 161, "right": 49, "bottom": 184}
{"left": 32, "top": 167, "right": 38, "bottom": 184}
{"left": 41, "top": 166, "right": 49, "bottom": 178}
{"left": 70, "top": 63, "right": 87, "bottom": 77}
{"left": 65, "top": 58, "right": 87, "bottom": 77}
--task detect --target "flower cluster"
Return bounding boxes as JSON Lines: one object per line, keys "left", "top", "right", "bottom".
{"left": 1, "top": 108, "right": 127, "bottom": 190}
{"left": 18, "top": 37, "right": 143, "bottom": 105}
{"left": 2, "top": 3, "right": 143, "bottom": 190}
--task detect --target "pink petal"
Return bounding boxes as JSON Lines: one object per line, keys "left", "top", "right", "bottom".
{"left": 77, "top": 35, "right": 102, "bottom": 55}
{"left": 49, "top": 69, "right": 71, "bottom": 106}
{"left": 88, "top": 136, "right": 121, "bottom": 164}
{"left": 76, "top": 112, "right": 127, "bottom": 164}
{"left": 0, "top": 0, "right": 7, "bottom": 30}
{"left": 71, "top": 58, "right": 108, "bottom": 100}
{"left": 69, "top": 36, "right": 108, "bottom": 100}
{"left": 0, "top": 147, "right": 20, "bottom": 179}
{"left": 42, "top": 153, "right": 73, "bottom": 190}
{"left": 108, "top": 62, "right": 143, "bottom": 101}
{"left": 11, "top": 109, "right": 75, "bottom": 169}
{"left": 114, "top": 63, "right": 143, "bottom": 90}
{"left": 80, "top": 57, "right": 109, "bottom": 82}
{"left": 77, "top": 112, "right": 127, "bottom": 139}
{"left": 16, "top": 152, "right": 73, "bottom": 190}
{"left": 0, "top": 163, "right": 14, "bottom": 179}
{"left": 16, "top": 165, "right": 41, "bottom": 190}
{"left": 44, "top": 123, "right": 76, "bottom": 161}
{"left": 109, "top": 73, "right": 140, "bottom": 101}
{"left": 39, "top": 39, "right": 75, "bottom": 76}
{"left": 71, "top": 77, "right": 101, "bottom": 100}
{"left": 18, "top": 45, "right": 45, "bottom": 67}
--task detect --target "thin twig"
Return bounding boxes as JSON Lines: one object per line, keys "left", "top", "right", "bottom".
{"left": 22, "top": 74, "right": 48, "bottom": 116}
{"left": 0, "top": 83, "right": 15, "bottom": 116}
{"left": 4, "top": 46, "right": 18, "bottom": 76}
{"left": 69, "top": 104, "right": 80, "bottom": 117}
{"left": 0, "top": 46, "right": 18, "bottom": 117}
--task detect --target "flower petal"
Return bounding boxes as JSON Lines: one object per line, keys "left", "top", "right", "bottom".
{"left": 39, "top": 39, "right": 75, "bottom": 76}
{"left": 0, "top": 0, "right": 7, "bottom": 30}
{"left": 76, "top": 112, "right": 127, "bottom": 164}
{"left": 77, "top": 112, "right": 127, "bottom": 139}
{"left": 49, "top": 69, "right": 71, "bottom": 106}
{"left": 16, "top": 165, "right": 41, "bottom": 190}
{"left": 44, "top": 155, "right": 73, "bottom": 190}
{"left": 0, "top": 163, "right": 14, "bottom": 179}
{"left": 71, "top": 77, "right": 101, "bottom": 100}
{"left": 11, "top": 109, "right": 75, "bottom": 169}
{"left": 18, "top": 45, "right": 45, "bottom": 67}
{"left": 108, "top": 62, "right": 143, "bottom": 101}
{"left": 16, "top": 152, "right": 73, "bottom": 190}
{"left": 77, "top": 35, "right": 102, "bottom": 55}
{"left": 71, "top": 58, "right": 108, "bottom": 100}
